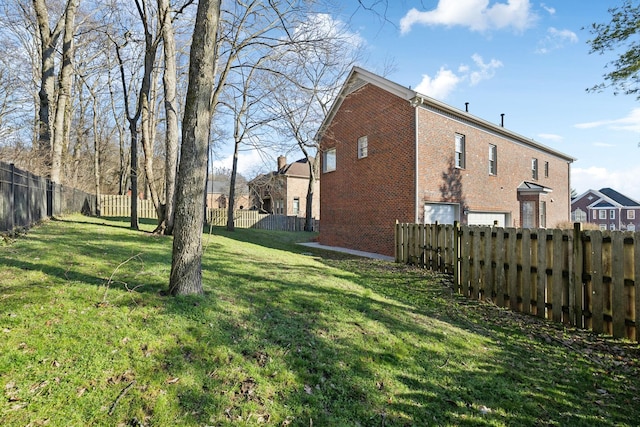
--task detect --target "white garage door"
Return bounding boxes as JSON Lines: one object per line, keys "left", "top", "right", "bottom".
{"left": 468, "top": 212, "right": 506, "bottom": 227}
{"left": 424, "top": 203, "right": 456, "bottom": 224}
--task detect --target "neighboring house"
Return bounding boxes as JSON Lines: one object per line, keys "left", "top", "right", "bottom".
{"left": 318, "top": 67, "right": 575, "bottom": 256}
{"left": 571, "top": 188, "right": 640, "bottom": 231}
{"left": 206, "top": 176, "right": 249, "bottom": 210}
{"left": 248, "top": 156, "right": 320, "bottom": 218}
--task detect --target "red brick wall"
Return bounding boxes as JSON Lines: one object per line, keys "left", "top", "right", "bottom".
{"left": 320, "top": 83, "right": 572, "bottom": 257}
{"left": 416, "top": 108, "right": 571, "bottom": 228}
{"left": 319, "top": 83, "right": 416, "bottom": 256}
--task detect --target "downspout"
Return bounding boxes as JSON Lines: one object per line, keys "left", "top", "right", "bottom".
{"left": 414, "top": 102, "right": 420, "bottom": 223}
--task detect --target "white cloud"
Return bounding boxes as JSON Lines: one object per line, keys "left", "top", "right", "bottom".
{"left": 572, "top": 165, "right": 640, "bottom": 201}
{"left": 541, "top": 3, "right": 556, "bottom": 15}
{"left": 537, "top": 133, "right": 563, "bottom": 142}
{"left": 536, "top": 27, "right": 578, "bottom": 54}
{"left": 575, "top": 108, "right": 640, "bottom": 133}
{"left": 592, "top": 142, "right": 616, "bottom": 147}
{"left": 414, "top": 54, "right": 502, "bottom": 99}
{"left": 415, "top": 68, "right": 461, "bottom": 99}
{"left": 400, "top": 0, "right": 537, "bottom": 34}
{"left": 468, "top": 54, "right": 503, "bottom": 85}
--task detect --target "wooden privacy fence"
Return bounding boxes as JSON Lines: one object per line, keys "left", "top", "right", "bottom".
{"left": 395, "top": 222, "right": 640, "bottom": 342}
{"left": 99, "top": 195, "right": 158, "bottom": 219}
{"left": 99, "top": 195, "right": 318, "bottom": 232}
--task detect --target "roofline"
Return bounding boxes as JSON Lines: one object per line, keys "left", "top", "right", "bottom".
{"left": 317, "top": 66, "right": 576, "bottom": 163}
{"left": 573, "top": 188, "right": 640, "bottom": 209}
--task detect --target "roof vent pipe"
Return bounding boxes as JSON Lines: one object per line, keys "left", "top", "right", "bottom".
{"left": 465, "top": 102, "right": 469, "bottom": 112}
{"left": 500, "top": 113, "right": 505, "bottom": 127}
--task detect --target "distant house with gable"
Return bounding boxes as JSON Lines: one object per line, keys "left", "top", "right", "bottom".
{"left": 248, "top": 156, "right": 319, "bottom": 219}
{"left": 572, "top": 188, "right": 640, "bottom": 231}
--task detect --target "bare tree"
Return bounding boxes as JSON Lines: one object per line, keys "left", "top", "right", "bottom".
{"left": 50, "top": 0, "right": 79, "bottom": 184}
{"left": 31, "top": 0, "right": 67, "bottom": 174}
{"left": 169, "top": 0, "right": 221, "bottom": 296}
{"left": 266, "top": 13, "right": 363, "bottom": 231}
{"left": 156, "top": 0, "right": 180, "bottom": 234}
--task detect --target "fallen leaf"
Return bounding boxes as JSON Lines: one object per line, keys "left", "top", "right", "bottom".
{"left": 166, "top": 377, "right": 180, "bottom": 384}
{"left": 479, "top": 405, "right": 492, "bottom": 415}
{"left": 304, "top": 384, "right": 313, "bottom": 395}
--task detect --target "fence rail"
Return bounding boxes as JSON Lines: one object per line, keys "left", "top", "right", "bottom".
{"left": 99, "top": 195, "right": 318, "bottom": 232}
{"left": 0, "top": 161, "right": 95, "bottom": 232}
{"left": 395, "top": 222, "right": 640, "bottom": 342}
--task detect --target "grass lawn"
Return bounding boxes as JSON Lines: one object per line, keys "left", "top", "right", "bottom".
{"left": 1, "top": 214, "right": 639, "bottom": 426}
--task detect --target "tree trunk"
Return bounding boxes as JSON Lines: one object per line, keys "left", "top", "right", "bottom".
{"left": 226, "top": 141, "right": 240, "bottom": 231}
{"left": 32, "top": 0, "right": 66, "bottom": 177}
{"left": 50, "top": 0, "right": 78, "bottom": 184}
{"left": 158, "top": 0, "right": 179, "bottom": 235}
{"left": 128, "top": 118, "right": 139, "bottom": 230}
{"left": 169, "top": 0, "right": 221, "bottom": 296}
{"left": 92, "top": 96, "right": 101, "bottom": 217}
{"left": 304, "top": 158, "right": 316, "bottom": 232}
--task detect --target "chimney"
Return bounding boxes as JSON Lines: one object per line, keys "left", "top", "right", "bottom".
{"left": 277, "top": 155, "right": 286, "bottom": 171}
{"left": 465, "top": 102, "right": 469, "bottom": 112}
{"left": 500, "top": 113, "right": 505, "bottom": 127}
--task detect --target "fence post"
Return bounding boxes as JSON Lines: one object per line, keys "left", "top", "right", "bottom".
{"left": 9, "top": 163, "right": 15, "bottom": 232}
{"left": 571, "top": 223, "right": 583, "bottom": 327}
{"left": 453, "top": 221, "right": 460, "bottom": 293}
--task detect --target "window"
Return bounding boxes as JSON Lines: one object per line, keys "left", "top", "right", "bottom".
{"left": 293, "top": 197, "right": 300, "bottom": 216}
{"left": 599, "top": 210, "right": 606, "bottom": 219}
{"left": 593, "top": 210, "right": 597, "bottom": 220}
{"left": 455, "top": 134, "right": 465, "bottom": 168}
{"left": 531, "top": 158, "right": 538, "bottom": 180}
{"left": 572, "top": 208, "right": 587, "bottom": 222}
{"left": 539, "top": 201, "right": 547, "bottom": 228}
{"left": 323, "top": 148, "right": 336, "bottom": 172}
{"left": 275, "top": 199, "right": 284, "bottom": 215}
{"left": 522, "top": 201, "right": 536, "bottom": 228}
{"left": 544, "top": 161, "right": 549, "bottom": 178}
{"left": 599, "top": 224, "right": 607, "bottom": 231}
{"left": 610, "top": 224, "right": 616, "bottom": 230}
{"left": 628, "top": 210, "right": 636, "bottom": 220}
{"left": 357, "top": 136, "right": 368, "bottom": 159}
{"left": 489, "top": 144, "right": 497, "bottom": 175}
{"left": 610, "top": 209, "right": 615, "bottom": 219}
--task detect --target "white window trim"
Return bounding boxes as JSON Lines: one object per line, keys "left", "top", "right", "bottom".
{"left": 323, "top": 148, "right": 336, "bottom": 173}
{"left": 489, "top": 144, "right": 497, "bottom": 175}
{"left": 610, "top": 209, "right": 615, "bottom": 219}
{"left": 455, "top": 134, "right": 465, "bottom": 169}
{"left": 628, "top": 210, "right": 636, "bottom": 220}
{"left": 357, "top": 136, "right": 368, "bottom": 159}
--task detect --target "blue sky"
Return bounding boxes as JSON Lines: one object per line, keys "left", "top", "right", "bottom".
{"left": 338, "top": 0, "right": 640, "bottom": 201}
{"left": 216, "top": 1, "right": 640, "bottom": 201}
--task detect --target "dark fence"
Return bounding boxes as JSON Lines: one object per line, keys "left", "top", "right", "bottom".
{"left": 0, "top": 161, "right": 96, "bottom": 232}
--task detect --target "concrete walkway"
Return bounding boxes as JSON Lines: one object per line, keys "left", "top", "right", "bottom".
{"left": 298, "top": 242, "right": 394, "bottom": 261}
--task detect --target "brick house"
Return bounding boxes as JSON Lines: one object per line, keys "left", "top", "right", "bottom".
{"left": 318, "top": 67, "right": 575, "bottom": 256}
{"left": 248, "top": 156, "right": 320, "bottom": 218}
{"left": 571, "top": 188, "right": 640, "bottom": 231}
{"left": 206, "top": 176, "right": 249, "bottom": 210}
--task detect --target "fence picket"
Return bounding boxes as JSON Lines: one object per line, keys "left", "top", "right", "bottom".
{"left": 612, "top": 233, "right": 625, "bottom": 338}
{"left": 395, "top": 222, "right": 640, "bottom": 342}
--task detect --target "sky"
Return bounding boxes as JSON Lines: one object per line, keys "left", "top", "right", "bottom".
{"left": 215, "top": 0, "right": 640, "bottom": 202}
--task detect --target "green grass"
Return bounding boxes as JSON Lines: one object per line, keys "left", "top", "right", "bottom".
{"left": 1, "top": 214, "right": 639, "bottom": 426}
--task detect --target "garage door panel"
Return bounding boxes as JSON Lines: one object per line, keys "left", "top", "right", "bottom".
{"left": 468, "top": 212, "right": 506, "bottom": 227}
{"left": 424, "top": 203, "right": 456, "bottom": 224}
